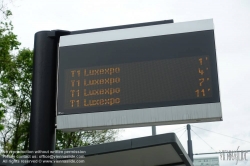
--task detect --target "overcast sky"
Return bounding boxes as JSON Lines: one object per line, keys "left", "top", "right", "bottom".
{"left": 8, "top": 0, "right": 250, "bottom": 165}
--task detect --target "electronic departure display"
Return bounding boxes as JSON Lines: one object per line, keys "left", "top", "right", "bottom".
{"left": 58, "top": 26, "right": 220, "bottom": 115}
{"left": 65, "top": 56, "right": 211, "bottom": 108}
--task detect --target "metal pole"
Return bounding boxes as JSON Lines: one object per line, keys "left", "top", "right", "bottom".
{"left": 187, "top": 124, "right": 193, "bottom": 162}
{"left": 152, "top": 126, "right": 156, "bottom": 136}
{"left": 29, "top": 30, "right": 69, "bottom": 165}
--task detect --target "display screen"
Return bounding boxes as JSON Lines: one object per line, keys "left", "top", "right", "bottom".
{"left": 64, "top": 56, "right": 212, "bottom": 108}
{"left": 58, "top": 30, "right": 220, "bottom": 115}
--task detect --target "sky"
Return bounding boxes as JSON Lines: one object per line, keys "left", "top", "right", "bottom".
{"left": 7, "top": 0, "right": 250, "bottom": 165}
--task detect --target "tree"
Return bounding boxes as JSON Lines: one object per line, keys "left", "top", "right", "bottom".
{"left": 0, "top": 49, "right": 32, "bottom": 155}
{"left": 0, "top": 0, "right": 20, "bottom": 133}
{"left": 56, "top": 130, "right": 118, "bottom": 150}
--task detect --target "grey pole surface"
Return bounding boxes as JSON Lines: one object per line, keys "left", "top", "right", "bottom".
{"left": 187, "top": 124, "right": 193, "bottom": 162}
{"left": 152, "top": 126, "right": 156, "bottom": 136}
{"left": 29, "top": 30, "right": 69, "bottom": 165}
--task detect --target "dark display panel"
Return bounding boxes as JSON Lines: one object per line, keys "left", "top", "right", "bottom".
{"left": 64, "top": 56, "right": 212, "bottom": 108}
{"left": 58, "top": 30, "right": 220, "bottom": 115}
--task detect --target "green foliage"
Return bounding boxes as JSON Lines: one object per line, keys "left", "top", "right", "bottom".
{"left": 56, "top": 130, "right": 118, "bottom": 150}
{"left": 0, "top": 3, "right": 32, "bottom": 154}
{"left": 0, "top": 10, "right": 21, "bottom": 72}
{"left": 0, "top": 49, "right": 32, "bottom": 155}
{"left": 0, "top": 4, "right": 21, "bottom": 133}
